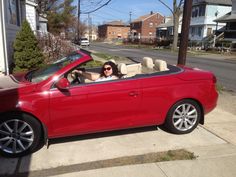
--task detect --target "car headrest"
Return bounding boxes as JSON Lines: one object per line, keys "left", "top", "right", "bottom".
{"left": 142, "top": 57, "right": 154, "bottom": 69}
{"left": 118, "top": 63, "right": 128, "bottom": 75}
{"left": 108, "top": 59, "right": 116, "bottom": 64}
{"left": 154, "top": 60, "right": 169, "bottom": 71}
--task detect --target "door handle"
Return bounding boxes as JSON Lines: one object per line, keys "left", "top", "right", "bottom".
{"left": 129, "top": 91, "right": 139, "bottom": 97}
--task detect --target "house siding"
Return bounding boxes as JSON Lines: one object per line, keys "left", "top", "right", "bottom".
{"left": 0, "top": 0, "right": 21, "bottom": 73}
{"left": 0, "top": 0, "right": 38, "bottom": 74}
{"left": 190, "top": 4, "right": 231, "bottom": 41}
{"left": 25, "top": 1, "right": 37, "bottom": 31}
{"left": 0, "top": 0, "right": 6, "bottom": 73}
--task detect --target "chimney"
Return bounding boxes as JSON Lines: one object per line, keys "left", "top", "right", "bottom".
{"left": 150, "top": 11, "right": 153, "bottom": 15}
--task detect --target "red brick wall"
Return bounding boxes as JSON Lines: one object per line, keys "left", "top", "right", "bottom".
{"left": 107, "top": 26, "right": 130, "bottom": 40}
{"left": 141, "top": 13, "right": 164, "bottom": 39}
{"left": 98, "top": 25, "right": 130, "bottom": 40}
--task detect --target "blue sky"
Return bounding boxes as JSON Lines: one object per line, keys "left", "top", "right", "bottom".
{"left": 77, "top": 0, "right": 174, "bottom": 25}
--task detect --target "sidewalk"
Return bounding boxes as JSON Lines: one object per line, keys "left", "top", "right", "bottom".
{"left": 40, "top": 105, "right": 236, "bottom": 177}
{"left": 47, "top": 104, "right": 236, "bottom": 177}
{"left": 48, "top": 143, "right": 236, "bottom": 177}
{"left": 1, "top": 92, "right": 236, "bottom": 177}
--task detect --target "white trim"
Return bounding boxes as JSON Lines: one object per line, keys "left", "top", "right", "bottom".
{"left": 25, "top": 0, "right": 37, "bottom": 7}
{"left": 0, "top": 0, "right": 9, "bottom": 75}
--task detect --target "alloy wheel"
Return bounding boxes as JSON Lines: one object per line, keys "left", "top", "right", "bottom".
{"left": 172, "top": 103, "right": 198, "bottom": 131}
{"left": 0, "top": 119, "right": 34, "bottom": 154}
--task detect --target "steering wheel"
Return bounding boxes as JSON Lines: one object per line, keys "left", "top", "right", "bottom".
{"left": 71, "top": 68, "right": 85, "bottom": 84}
{"left": 71, "top": 72, "right": 81, "bottom": 84}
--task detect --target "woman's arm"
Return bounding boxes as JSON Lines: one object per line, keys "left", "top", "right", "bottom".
{"left": 73, "top": 70, "right": 100, "bottom": 81}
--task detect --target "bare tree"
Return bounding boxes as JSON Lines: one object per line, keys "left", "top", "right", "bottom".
{"left": 37, "top": 0, "right": 58, "bottom": 14}
{"left": 158, "top": 0, "right": 184, "bottom": 51}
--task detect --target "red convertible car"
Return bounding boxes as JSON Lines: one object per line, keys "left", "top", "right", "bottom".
{"left": 0, "top": 50, "right": 218, "bottom": 157}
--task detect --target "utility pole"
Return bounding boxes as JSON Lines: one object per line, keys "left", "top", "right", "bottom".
{"left": 178, "top": 0, "right": 192, "bottom": 65}
{"left": 129, "top": 11, "right": 132, "bottom": 39}
{"left": 129, "top": 11, "right": 132, "bottom": 23}
{"left": 88, "top": 13, "right": 92, "bottom": 41}
{"left": 77, "top": 0, "right": 81, "bottom": 40}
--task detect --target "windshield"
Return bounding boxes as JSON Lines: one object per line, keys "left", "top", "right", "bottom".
{"left": 26, "top": 53, "right": 82, "bottom": 83}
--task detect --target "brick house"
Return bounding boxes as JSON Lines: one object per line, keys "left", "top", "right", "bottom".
{"left": 130, "top": 11, "right": 164, "bottom": 42}
{"left": 98, "top": 21, "right": 130, "bottom": 41}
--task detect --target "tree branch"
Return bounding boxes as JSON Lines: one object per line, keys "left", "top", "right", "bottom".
{"left": 178, "top": 0, "right": 184, "bottom": 8}
{"left": 158, "top": 0, "right": 174, "bottom": 14}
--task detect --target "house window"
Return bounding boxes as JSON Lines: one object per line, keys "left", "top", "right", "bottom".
{"left": 198, "top": 27, "right": 202, "bottom": 36}
{"left": 195, "top": 9, "right": 198, "bottom": 17}
{"left": 207, "top": 28, "right": 212, "bottom": 36}
{"left": 149, "top": 32, "right": 153, "bottom": 36}
{"left": 192, "top": 7, "right": 199, "bottom": 18}
{"left": 149, "top": 23, "right": 153, "bottom": 27}
{"left": 7, "top": 0, "right": 20, "bottom": 26}
{"left": 192, "top": 7, "right": 195, "bottom": 17}
{"left": 199, "top": 5, "right": 206, "bottom": 16}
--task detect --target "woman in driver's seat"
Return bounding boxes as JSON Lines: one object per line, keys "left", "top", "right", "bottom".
{"left": 75, "top": 61, "right": 119, "bottom": 82}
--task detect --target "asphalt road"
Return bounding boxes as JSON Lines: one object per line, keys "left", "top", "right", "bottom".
{"left": 89, "top": 42, "right": 236, "bottom": 92}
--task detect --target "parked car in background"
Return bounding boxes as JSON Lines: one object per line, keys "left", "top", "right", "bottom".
{"left": 79, "top": 37, "right": 90, "bottom": 46}
{"left": 0, "top": 50, "right": 218, "bottom": 157}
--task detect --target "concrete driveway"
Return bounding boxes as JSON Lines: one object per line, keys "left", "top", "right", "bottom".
{"left": 1, "top": 91, "right": 236, "bottom": 177}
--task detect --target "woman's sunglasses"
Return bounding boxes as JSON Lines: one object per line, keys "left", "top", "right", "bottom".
{"left": 103, "top": 67, "right": 112, "bottom": 71}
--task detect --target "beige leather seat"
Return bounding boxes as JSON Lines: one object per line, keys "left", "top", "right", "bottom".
{"left": 108, "top": 59, "right": 116, "bottom": 64}
{"left": 142, "top": 57, "right": 154, "bottom": 73}
{"left": 142, "top": 57, "right": 154, "bottom": 69}
{"left": 154, "top": 59, "right": 169, "bottom": 71}
{"left": 118, "top": 63, "right": 128, "bottom": 77}
{"left": 118, "top": 63, "right": 142, "bottom": 78}
{"left": 126, "top": 63, "right": 142, "bottom": 77}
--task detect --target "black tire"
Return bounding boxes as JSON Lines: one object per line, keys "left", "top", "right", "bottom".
{"left": 164, "top": 99, "right": 201, "bottom": 134}
{"left": 0, "top": 113, "right": 42, "bottom": 158}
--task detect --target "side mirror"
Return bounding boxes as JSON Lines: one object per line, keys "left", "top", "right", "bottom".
{"left": 55, "top": 78, "right": 70, "bottom": 90}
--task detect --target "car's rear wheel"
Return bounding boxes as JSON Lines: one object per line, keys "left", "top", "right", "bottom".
{"left": 0, "top": 113, "right": 42, "bottom": 157}
{"left": 165, "top": 99, "right": 201, "bottom": 134}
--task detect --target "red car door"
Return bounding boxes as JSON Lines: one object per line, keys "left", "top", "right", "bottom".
{"left": 49, "top": 79, "right": 141, "bottom": 137}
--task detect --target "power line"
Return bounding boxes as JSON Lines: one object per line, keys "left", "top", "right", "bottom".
{"left": 80, "top": 0, "right": 112, "bottom": 14}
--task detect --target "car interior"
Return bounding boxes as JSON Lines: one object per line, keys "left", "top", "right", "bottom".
{"left": 66, "top": 57, "right": 182, "bottom": 85}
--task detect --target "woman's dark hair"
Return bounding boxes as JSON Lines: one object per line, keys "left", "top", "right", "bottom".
{"left": 100, "top": 61, "right": 119, "bottom": 77}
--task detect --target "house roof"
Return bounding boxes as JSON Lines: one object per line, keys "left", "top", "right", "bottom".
{"left": 214, "top": 12, "right": 236, "bottom": 22}
{"left": 193, "top": 0, "right": 232, "bottom": 6}
{"left": 131, "top": 12, "right": 161, "bottom": 23}
{"left": 157, "top": 16, "right": 182, "bottom": 28}
{"left": 157, "top": 19, "right": 174, "bottom": 28}
{"left": 104, "top": 21, "right": 129, "bottom": 26}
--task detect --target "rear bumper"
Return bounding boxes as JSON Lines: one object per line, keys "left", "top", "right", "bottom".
{"left": 204, "top": 88, "right": 218, "bottom": 114}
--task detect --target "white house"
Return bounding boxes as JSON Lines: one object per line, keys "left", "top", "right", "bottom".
{"left": 156, "top": 16, "right": 182, "bottom": 41}
{"left": 215, "top": 0, "right": 236, "bottom": 43}
{"left": 190, "top": 0, "right": 232, "bottom": 41}
{"left": 0, "top": 0, "right": 40, "bottom": 75}
{"left": 84, "top": 26, "right": 98, "bottom": 41}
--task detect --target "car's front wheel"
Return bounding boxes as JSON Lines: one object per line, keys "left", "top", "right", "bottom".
{"left": 165, "top": 99, "right": 201, "bottom": 134}
{"left": 0, "top": 113, "right": 42, "bottom": 157}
